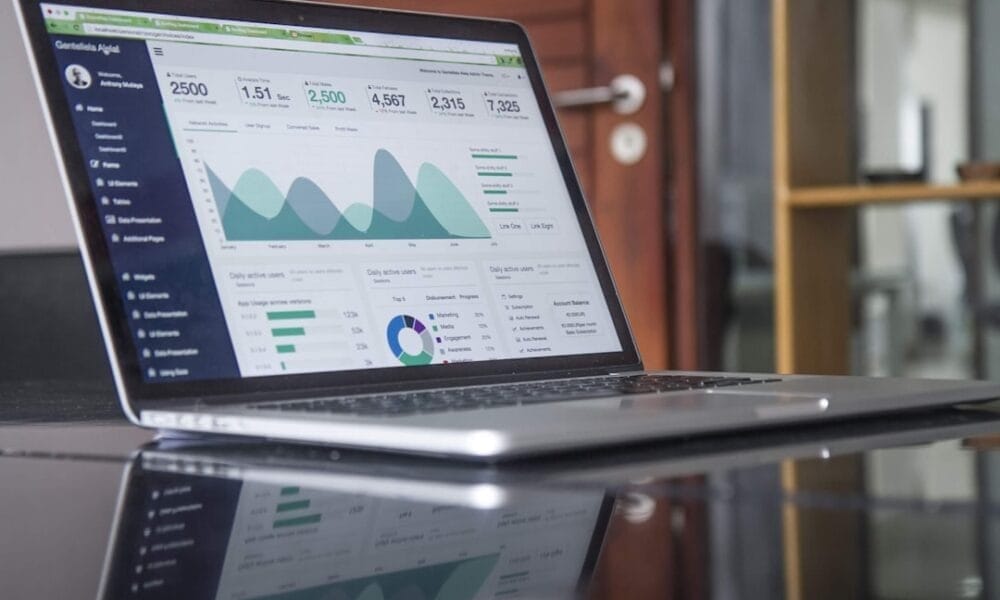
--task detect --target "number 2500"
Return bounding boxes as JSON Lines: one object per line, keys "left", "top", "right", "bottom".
{"left": 170, "top": 81, "right": 209, "bottom": 96}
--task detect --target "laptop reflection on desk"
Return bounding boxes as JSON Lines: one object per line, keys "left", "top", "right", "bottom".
{"left": 97, "top": 448, "right": 612, "bottom": 600}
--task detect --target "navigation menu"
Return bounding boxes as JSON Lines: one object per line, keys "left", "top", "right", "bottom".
{"left": 50, "top": 36, "right": 239, "bottom": 380}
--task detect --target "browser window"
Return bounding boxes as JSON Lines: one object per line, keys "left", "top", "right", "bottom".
{"left": 40, "top": 3, "right": 622, "bottom": 382}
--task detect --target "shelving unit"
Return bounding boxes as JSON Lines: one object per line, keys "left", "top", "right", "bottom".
{"left": 770, "top": 2, "right": 960, "bottom": 600}
{"left": 770, "top": 2, "right": 999, "bottom": 598}
{"left": 787, "top": 182, "right": 1000, "bottom": 207}
{"left": 772, "top": 0, "right": 1000, "bottom": 376}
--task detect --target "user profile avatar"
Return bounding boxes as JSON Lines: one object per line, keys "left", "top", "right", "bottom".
{"left": 64, "top": 64, "right": 92, "bottom": 89}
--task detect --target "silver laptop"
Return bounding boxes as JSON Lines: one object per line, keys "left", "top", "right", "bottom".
{"left": 15, "top": 0, "right": 1000, "bottom": 460}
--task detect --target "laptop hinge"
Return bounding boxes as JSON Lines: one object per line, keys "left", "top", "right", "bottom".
{"left": 170, "top": 364, "right": 639, "bottom": 409}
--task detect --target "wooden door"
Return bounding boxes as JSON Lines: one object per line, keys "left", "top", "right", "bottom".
{"left": 327, "top": 0, "right": 673, "bottom": 369}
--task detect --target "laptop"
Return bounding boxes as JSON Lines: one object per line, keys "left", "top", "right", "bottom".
{"left": 98, "top": 447, "right": 613, "bottom": 599}
{"left": 14, "top": 0, "right": 1000, "bottom": 460}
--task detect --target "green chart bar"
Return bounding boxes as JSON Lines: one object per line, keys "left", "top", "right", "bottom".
{"left": 280, "top": 486, "right": 300, "bottom": 496}
{"left": 477, "top": 172, "right": 513, "bottom": 177}
{"left": 276, "top": 499, "right": 311, "bottom": 513}
{"left": 471, "top": 153, "right": 518, "bottom": 159}
{"left": 272, "top": 327, "right": 306, "bottom": 337}
{"left": 276, "top": 344, "right": 296, "bottom": 354}
{"left": 484, "top": 190, "right": 508, "bottom": 195}
{"left": 489, "top": 208, "right": 519, "bottom": 213}
{"left": 274, "top": 514, "right": 322, "bottom": 529}
{"left": 267, "top": 310, "right": 316, "bottom": 321}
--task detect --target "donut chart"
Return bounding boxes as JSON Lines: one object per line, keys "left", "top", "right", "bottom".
{"left": 386, "top": 314, "right": 435, "bottom": 366}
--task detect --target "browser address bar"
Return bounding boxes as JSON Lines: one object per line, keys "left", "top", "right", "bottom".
{"left": 82, "top": 23, "right": 499, "bottom": 65}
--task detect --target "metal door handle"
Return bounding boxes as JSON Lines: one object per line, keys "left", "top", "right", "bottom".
{"left": 552, "top": 74, "right": 647, "bottom": 115}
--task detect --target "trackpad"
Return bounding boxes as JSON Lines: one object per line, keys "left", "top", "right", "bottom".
{"left": 612, "top": 390, "right": 831, "bottom": 419}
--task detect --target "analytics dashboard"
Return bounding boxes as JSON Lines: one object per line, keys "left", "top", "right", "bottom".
{"left": 40, "top": 3, "right": 623, "bottom": 382}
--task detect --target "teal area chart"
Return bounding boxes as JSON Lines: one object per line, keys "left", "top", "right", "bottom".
{"left": 206, "top": 149, "right": 491, "bottom": 241}
{"left": 387, "top": 314, "right": 435, "bottom": 366}
{"left": 251, "top": 554, "right": 499, "bottom": 600}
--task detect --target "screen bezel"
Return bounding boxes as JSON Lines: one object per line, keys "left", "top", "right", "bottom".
{"left": 16, "top": 0, "right": 643, "bottom": 407}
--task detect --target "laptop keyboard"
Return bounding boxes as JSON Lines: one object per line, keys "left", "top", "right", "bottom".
{"left": 247, "top": 374, "right": 782, "bottom": 417}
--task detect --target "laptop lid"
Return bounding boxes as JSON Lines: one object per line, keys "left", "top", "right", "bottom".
{"left": 15, "top": 0, "right": 641, "bottom": 412}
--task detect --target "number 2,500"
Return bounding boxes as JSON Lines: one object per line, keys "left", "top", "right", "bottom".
{"left": 170, "top": 81, "right": 209, "bottom": 96}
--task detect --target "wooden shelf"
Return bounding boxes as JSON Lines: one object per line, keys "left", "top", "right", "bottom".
{"left": 786, "top": 181, "right": 1000, "bottom": 208}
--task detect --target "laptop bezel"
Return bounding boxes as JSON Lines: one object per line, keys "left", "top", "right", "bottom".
{"left": 16, "top": 0, "right": 644, "bottom": 412}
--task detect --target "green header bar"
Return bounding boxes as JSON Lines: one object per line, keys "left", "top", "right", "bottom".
{"left": 43, "top": 8, "right": 525, "bottom": 67}
{"left": 79, "top": 11, "right": 149, "bottom": 26}
{"left": 151, "top": 18, "right": 215, "bottom": 33}
{"left": 45, "top": 11, "right": 356, "bottom": 45}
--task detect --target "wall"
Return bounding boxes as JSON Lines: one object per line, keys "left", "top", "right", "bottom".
{"left": 0, "top": 0, "right": 77, "bottom": 251}
{"left": 858, "top": 0, "right": 968, "bottom": 343}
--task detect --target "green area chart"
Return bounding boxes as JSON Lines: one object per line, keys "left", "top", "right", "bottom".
{"left": 252, "top": 554, "right": 500, "bottom": 600}
{"left": 206, "top": 149, "right": 491, "bottom": 241}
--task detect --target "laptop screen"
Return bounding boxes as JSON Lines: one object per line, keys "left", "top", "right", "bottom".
{"left": 35, "top": 3, "right": 625, "bottom": 384}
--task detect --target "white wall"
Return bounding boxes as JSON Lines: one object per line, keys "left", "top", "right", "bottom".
{"left": 859, "top": 0, "right": 968, "bottom": 319}
{"left": 0, "top": 0, "right": 77, "bottom": 251}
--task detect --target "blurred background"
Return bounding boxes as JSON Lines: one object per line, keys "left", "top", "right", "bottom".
{"left": 5, "top": 0, "right": 1000, "bottom": 598}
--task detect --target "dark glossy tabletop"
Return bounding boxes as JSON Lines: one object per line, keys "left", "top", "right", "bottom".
{"left": 4, "top": 381, "right": 1000, "bottom": 599}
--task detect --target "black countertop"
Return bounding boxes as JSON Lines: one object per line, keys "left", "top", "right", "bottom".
{"left": 3, "top": 381, "right": 1000, "bottom": 599}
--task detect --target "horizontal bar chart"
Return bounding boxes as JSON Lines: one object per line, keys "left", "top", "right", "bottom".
{"left": 276, "top": 499, "right": 311, "bottom": 513}
{"left": 271, "top": 327, "right": 306, "bottom": 337}
{"left": 266, "top": 310, "right": 316, "bottom": 321}
{"left": 273, "top": 513, "right": 322, "bottom": 529}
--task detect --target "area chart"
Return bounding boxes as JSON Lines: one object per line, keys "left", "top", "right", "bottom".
{"left": 255, "top": 554, "right": 499, "bottom": 600}
{"left": 206, "top": 149, "right": 491, "bottom": 241}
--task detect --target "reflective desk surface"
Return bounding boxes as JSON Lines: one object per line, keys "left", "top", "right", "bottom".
{"left": 4, "top": 381, "right": 1000, "bottom": 599}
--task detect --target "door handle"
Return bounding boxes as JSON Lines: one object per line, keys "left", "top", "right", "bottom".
{"left": 552, "top": 74, "right": 646, "bottom": 115}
